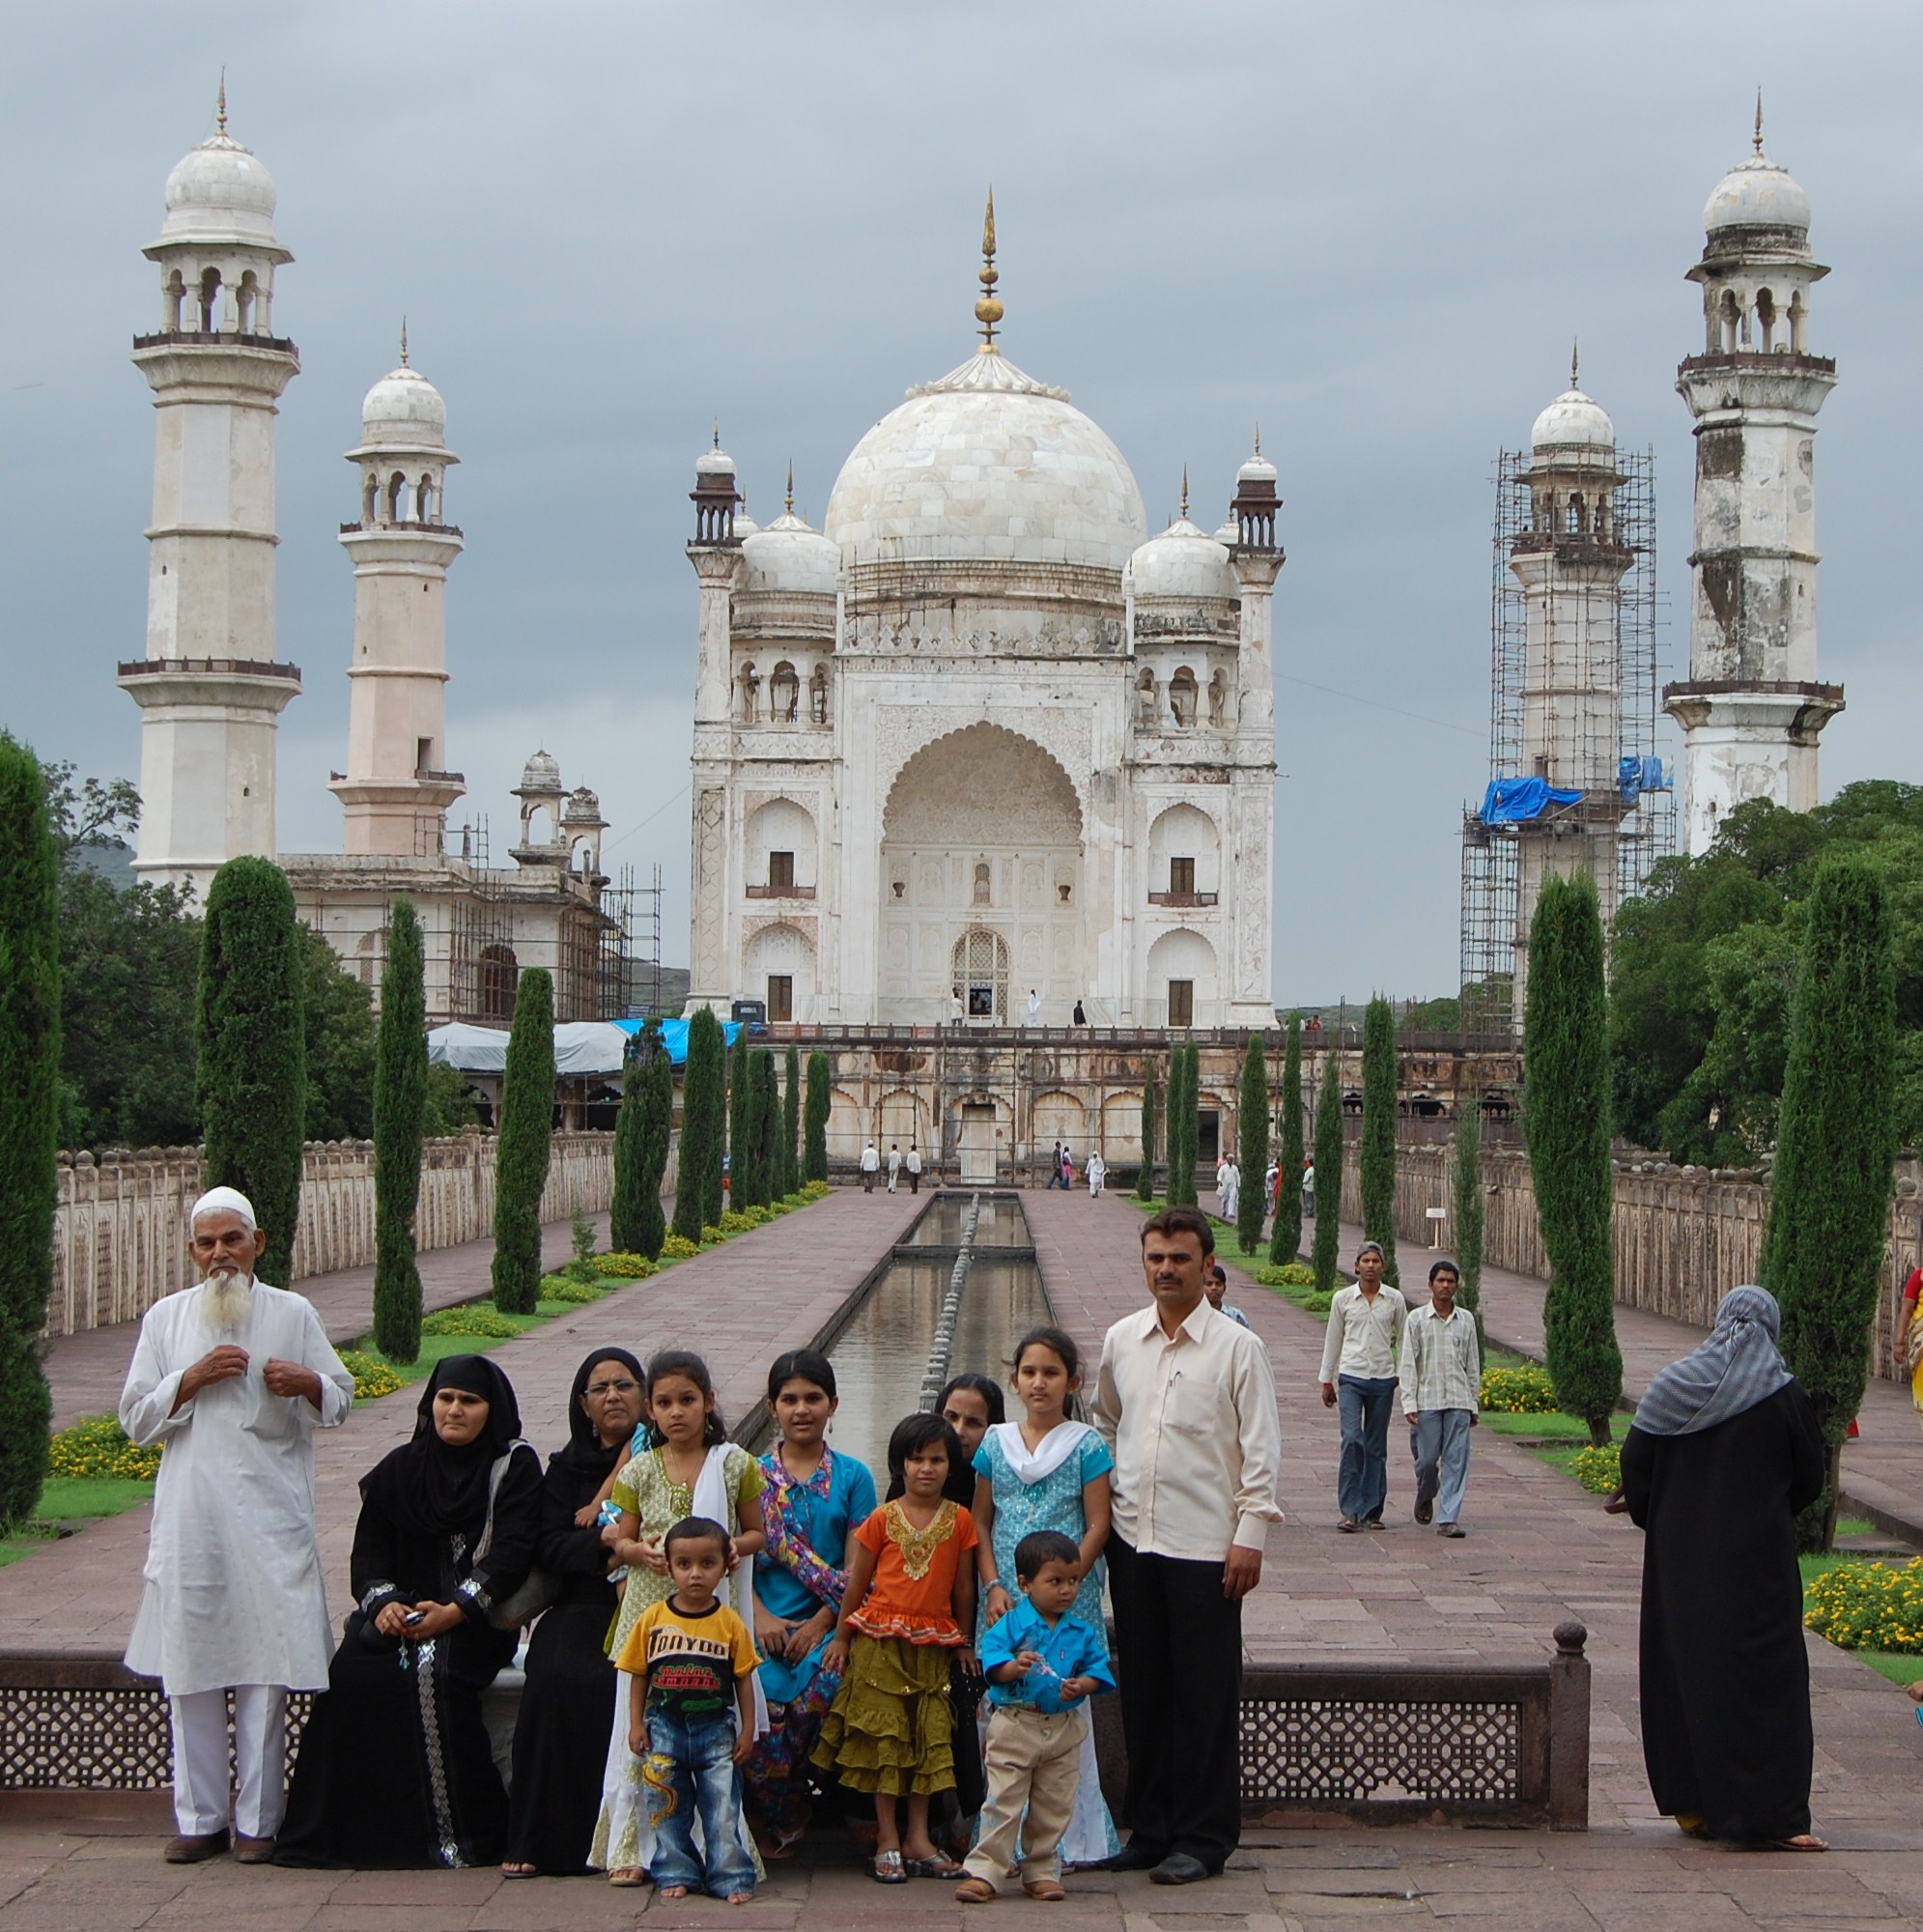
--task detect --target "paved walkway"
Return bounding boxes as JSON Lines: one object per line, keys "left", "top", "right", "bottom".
{"left": 4, "top": 1188, "right": 1921, "bottom": 1928}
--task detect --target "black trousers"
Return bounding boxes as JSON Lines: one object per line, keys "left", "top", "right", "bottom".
{"left": 1105, "top": 1535, "right": 1242, "bottom": 1869}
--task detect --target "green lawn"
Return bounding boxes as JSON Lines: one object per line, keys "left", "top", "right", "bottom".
{"left": 353, "top": 1300, "right": 577, "bottom": 1387}
{"left": 1484, "top": 1410, "right": 1632, "bottom": 1442}
{"left": 0, "top": 1474, "right": 158, "bottom": 1568}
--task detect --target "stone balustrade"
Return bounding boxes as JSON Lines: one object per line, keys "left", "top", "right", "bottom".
{"left": 47, "top": 1133, "right": 615, "bottom": 1337}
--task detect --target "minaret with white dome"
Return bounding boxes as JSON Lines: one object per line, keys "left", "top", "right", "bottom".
{"left": 1663, "top": 102, "right": 1842, "bottom": 854}
{"left": 330, "top": 328, "right": 467, "bottom": 855}
{"left": 118, "top": 85, "right": 301, "bottom": 896}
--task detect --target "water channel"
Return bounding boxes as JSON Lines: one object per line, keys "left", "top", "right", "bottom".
{"left": 787, "top": 1191, "right": 1049, "bottom": 1483}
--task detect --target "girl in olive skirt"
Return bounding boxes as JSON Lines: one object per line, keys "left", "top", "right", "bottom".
{"left": 813, "top": 1411, "right": 977, "bottom": 1883}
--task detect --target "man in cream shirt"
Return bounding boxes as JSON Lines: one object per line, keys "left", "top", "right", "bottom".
{"left": 1092, "top": 1206, "right": 1282, "bottom": 1886}
{"left": 1317, "top": 1239, "right": 1407, "bottom": 1532}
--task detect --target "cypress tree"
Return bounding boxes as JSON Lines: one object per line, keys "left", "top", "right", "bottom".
{"left": 0, "top": 738, "right": 58, "bottom": 1531}
{"left": 804, "top": 1049, "right": 831, "bottom": 1183}
{"left": 727, "top": 1031, "right": 752, "bottom": 1211}
{"left": 674, "top": 1009, "right": 724, "bottom": 1241}
{"left": 197, "top": 857, "right": 306, "bottom": 1288}
{"left": 371, "top": 898, "right": 427, "bottom": 1362}
{"left": 609, "top": 1027, "right": 651, "bottom": 1253}
{"left": 490, "top": 966, "right": 554, "bottom": 1313}
{"left": 1167, "top": 1043, "right": 1199, "bottom": 1208}
{"left": 1312, "top": 1049, "right": 1344, "bottom": 1296}
{"left": 1270, "top": 1014, "right": 1304, "bottom": 1264}
{"left": 1360, "top": 993, "right": 1400, "bottom": 1287}
{"left": 1525, "top": 871, "right": 1622, "bottom": 1445}
{"left": 1236, "top": 1033, "right": 1269, "bottom": 1257}
{"left": 701, "top": 1025, "right": 727, "bottom": 1229}
{"left": 1452, "top": 1093, "right": 1486, "bottom": 1354}
{"left": 1136, "top": 1065, "right": 1159, "bottom": 1202}
{"left": 782, "top": 1042, "right": 802, "bottom": 1197}
{"left": 1162, "top": 1049, "right": 1185, "bottom": 1206}
{"left": 753, "top": 1050, "right": 779, "bottom": 1208}
{"left": 1761, "top": 855, "right": 1899, "bottom": 1551}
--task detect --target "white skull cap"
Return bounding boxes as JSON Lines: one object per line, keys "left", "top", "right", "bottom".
{"left": 190, "top": 1185, "right": 257, "bottom": 1232}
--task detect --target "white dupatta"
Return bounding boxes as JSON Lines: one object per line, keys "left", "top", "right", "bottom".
{"left": 989, "top": 1418, "right": 1093, "bottom": 1488}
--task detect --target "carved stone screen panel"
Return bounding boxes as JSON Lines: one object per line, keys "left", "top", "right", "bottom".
{"left": 0, "top": 1684, "right": 313, "bottom": 1791}
{"left": 1240, "top": 1694, "right": 1522, "bottom": 1805}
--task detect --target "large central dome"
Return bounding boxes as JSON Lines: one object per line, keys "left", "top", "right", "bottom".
{"left": 824, "top": 349, "right": 1147, "bottom": 573}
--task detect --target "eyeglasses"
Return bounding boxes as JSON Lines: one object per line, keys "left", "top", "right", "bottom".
{"left": 585, "top": 1378, "right": 640, "bottom": 1398}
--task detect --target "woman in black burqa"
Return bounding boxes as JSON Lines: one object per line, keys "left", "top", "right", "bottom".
{"left": 1621, "top": 1285, "right": 1827, "bottom": 1851}
{"left": 499, "top": 1347, "right": 645, "bottom": 1877}
{"left": 276, "top": 1355, "right": 543, "bottom": 1868}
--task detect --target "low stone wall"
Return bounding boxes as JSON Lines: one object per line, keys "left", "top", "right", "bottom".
{"left": 48, "top": 1133, "right": 615, "bottom": 1337}
{"left": 1344, "top": 1144, "right": 1923, "bottom": 1386}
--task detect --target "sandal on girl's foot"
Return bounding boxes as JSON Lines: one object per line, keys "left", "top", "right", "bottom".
{"left": 905, "top": 1854, "right": 965, "bottom": 1878}
{"left": 955, "top": 1878, "right": 999, "bottom": 1903}
{"left": 1023, "top": 1877, "right": 1067, "bottom": 1901}
{"left": 607, "top": 1866, "right": 646, "bottom": 1888}
{"left": 872, "top": 1850, "right": 910, "bottom": 1885}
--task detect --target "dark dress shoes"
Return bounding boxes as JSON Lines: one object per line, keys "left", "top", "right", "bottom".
{"left": 1150, "top": 1853, "right": 1212, "bottom": 1886}
{"left": 1101, "top": 1840, "right": 1167, "bottom": 1871}
{"left": 163, "top": 1830, "right": 229, "bottom": 1863}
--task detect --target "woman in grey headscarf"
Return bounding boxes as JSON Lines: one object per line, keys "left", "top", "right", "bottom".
{"left": 1621, "top": 1286, "right": 1825, "bottom": 1851}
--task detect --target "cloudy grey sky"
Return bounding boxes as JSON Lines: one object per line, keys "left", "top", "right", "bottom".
{"left": 4, "top": 2, "right": 1917, "bottom": 1002}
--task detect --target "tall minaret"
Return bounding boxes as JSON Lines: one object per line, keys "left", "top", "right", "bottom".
{"left": 118, "top": 86, "right": 301, "bottom": 896}
{"left": 330, "top": 332, "right": 466, "bottom": 854}
{"left": 685, "top": 431, "right": 744, "bottom": 1011}
{"left": 1509, "top": 360, "right": 1634, "bottom": 1017}
{"left": 1664, "top": 103, "right": 1841, "bottom": 855}
{"left": 1226, "top": 438, "right": 1282, "bottom": 1025}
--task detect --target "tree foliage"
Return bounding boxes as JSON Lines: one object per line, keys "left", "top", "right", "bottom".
{"left": 675, "top": 1009, "right": 725, "bottom": 1239}
{"left": 299, "top": 926, "right": 378, "bottom": 1143}
{"left": 1525, "top": 870, "right": 1622, "bottom": 1443}
{"left": 1136, "top": 1064, "right": 1158, "bottom": 1202}
{"left": 490, "top": 966, "right": 554, "bottom": 1313}
{"left": 782, "top": 1042, "right": 802, "bottom": 1197}
{"left": 1237, "top": 1033, "right": 1269, "bottom": 1257}
{"left": 371, "top": 899, "right": 427, "bottom": 1361}
{"left": 727, "top": 1031, "right": 752, "bottom": 1210}
{"left": 1270, "top": 1015, "right": 1304, "bottom": 1264}
{"left": 1311, "top": 1048, "right": 1343, "bottom": 1296}
{"left": 197, "top": 858, "right": 306, "bottom": 1288}
{"left": 804, "top": 1048, "right": 830, "bottom": 1184}
{"left": 1451, "top": 1094, "right": 1486, "bottom": 1353}
{"left": 0, "top": 737, "right": 59, "bottom": 1530}
{"left": 612, "top": 1023, "right": 672, "bottom": 1258}
{"left": 1613, "top": 782, "right": 1923, "bottom": 1163}
{"left": 1760, "top": 856, "right": 1899, "bottom": 1550}
{"left": 1360, "top": 993, "right": 1400, "bottom": 1286}
{"left": 1165, "top": 1044, "right": 1198, "bottom": 1207}
{"left": 750, "top": 1049, "right": 779, "bottom": 1208}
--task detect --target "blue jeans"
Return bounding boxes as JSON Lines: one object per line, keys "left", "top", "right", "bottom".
{"left": 1337, "top": 1376, "right": 1398, "bottom": 1523}
{"left": 1409, "top": 1408, "right": 1473, "bottom": 1526}
{"left": 642, "top": 1705, "right": 755, "bottom": 1897}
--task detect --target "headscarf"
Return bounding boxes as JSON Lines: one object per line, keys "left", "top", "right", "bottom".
{"left": 1631, "top": 1285, "right": 1794, "bottom": 1437}
{"left": 555, "top": 1347, "right": 644, "bottom": 1482}
{"left": 360, "top": 1353, "right": 524, "bottom": 1540}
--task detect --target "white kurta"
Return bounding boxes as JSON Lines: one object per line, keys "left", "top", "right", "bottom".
{"left": 121, "top": 1282, "right": 354, "bottom": 1696}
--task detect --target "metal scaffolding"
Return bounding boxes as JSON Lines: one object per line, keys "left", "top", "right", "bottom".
{"left": 1459, "top": 445, "right": 1671, "bottom": 1035}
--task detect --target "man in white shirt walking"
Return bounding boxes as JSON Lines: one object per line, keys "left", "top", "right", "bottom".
{"left": 906, "top": 1144, "right": 922, "bottom": 1194}
{"left": 1399, "top": 1259, "right": 1480, "bottom": 1538}
{"left": 860, "top": 1141, "right": 880, "bottom": 1192}
{"left": 1317, "top": 1240, "right": 1407, "bottom": 1532}
{"left": 119, "top": 1187, "right": 353, "bottom": 1863}
{"left": 1092, "top": 1205, "right": 1283, "bottom": 1886}
{"left": 886, "top": 1143, "right": 903, "bottom": 1193}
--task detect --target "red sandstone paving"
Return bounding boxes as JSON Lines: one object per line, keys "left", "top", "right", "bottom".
{"left": 7, "top": 1186, "right": 1923, "bottom": 1928}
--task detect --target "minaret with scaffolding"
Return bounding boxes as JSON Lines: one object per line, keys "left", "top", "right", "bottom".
{"left": 1460, "top": 358, "right": 1670, "bottom": 1033}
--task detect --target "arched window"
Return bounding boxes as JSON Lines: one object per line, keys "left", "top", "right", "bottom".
{"left": 386, "top": 471, "right": 407, "bottom": 523}
{"left": 1719, "top": 289, "right": 1740, "bottom": 355}
{"left": 1567, "top": 494, "right": 1586, "bottom": 534}
{"left": 953, "top": 928, "right": 1009, "bottom": 1021}
{"left": 770, "top": 662, "right": 801, "bottom": 723}
{"left": 1755, "top": 287, "right": 1775, "bottom": 353}
{"left": 808, "top": 663, "right": 829, "bottom": 724}
{"left": 198, "top": 267, "right": 221, "bottom": 332}
{"left": 362, "top": 473, "right": 378, "bottom": 525}
{"left": 165, "top": 270, "right": 185, "bottom": 332}
{"left": 1169, "top": 667, "right": 1198, "bottom": 726}
{"left": 417, "top": 473, "right": 436, "bottom": 523}
{"left": 236, "top": 270, "right": 257, "bottom": 335}
{"left": 973, "top": 861, "right": 992, "bottom": 906}
{"left": 738, "top": 661, "right": 760, "bottom": 722}
{"left": 479, "top": 944, "right": 519, "bottom": 1024}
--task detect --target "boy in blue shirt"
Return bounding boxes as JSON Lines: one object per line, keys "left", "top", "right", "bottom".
{"left": 956, "top": 1531, "right": 1115, "bottom": 1903}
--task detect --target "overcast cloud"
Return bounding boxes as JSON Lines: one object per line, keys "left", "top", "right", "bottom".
{"left": 3, "top": 2, "right": 1918, "bottom": 1002}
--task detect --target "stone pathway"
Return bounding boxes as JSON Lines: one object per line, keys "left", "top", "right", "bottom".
{"left": 4, "top": 1188, "right": 1921, "bottom": 1928}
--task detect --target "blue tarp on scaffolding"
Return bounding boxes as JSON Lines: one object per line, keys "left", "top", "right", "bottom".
{"left": 1618, "top": 755, "right": 1670, "bottom": 803}
{"left": 1480, "top": 778, "right": 1584, "bottom": 825}
{"left": 608, "top": 1016, "right": 743, "bottom": 1065}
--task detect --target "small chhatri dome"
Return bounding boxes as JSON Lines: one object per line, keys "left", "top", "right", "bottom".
{"left": 517, "top": 750, "right": 563, "bottom": 795}
{"left": 1237, "top": 430, "right": 1278, "bottom": 486}
{"left": 562, "top": 785, "right": 606, "bottom": 827}
{"left": 159, "top": 82, "right": 281, "bottom": 249}
{"left": 1123, "top": 514, "right": 1239, "bottom": 604}
{"left": 1704, "top": 97, "right": 1811, "bottom": 236}
{"left": 695, "top": 423, "right": 736, "bottom": 479}
{"left": 1531, "top": 354, "right": 1615, "bottom": 451}
{"left": 360, "top": 351, "right": 447, "bottom": 449}
{"left": 740, "top": 498, "right": 841, "bottom": 597}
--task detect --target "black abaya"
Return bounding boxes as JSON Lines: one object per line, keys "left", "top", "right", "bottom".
{"left": 1622, "top": 1379, "right": 1824, "bottom": 1844}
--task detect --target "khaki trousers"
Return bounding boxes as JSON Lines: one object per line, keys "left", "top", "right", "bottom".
{"left": 962, "top": 1702, "right": 1089, "bottom": 1889}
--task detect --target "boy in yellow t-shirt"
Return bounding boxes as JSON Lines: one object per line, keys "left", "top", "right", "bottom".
{"left": 613, "top": 1516, "right": 762, "bottom": 1902}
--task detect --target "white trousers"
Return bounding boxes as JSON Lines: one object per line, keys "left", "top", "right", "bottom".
{"left": 169, "top": 1685, "right": 287, "bottom": 1838}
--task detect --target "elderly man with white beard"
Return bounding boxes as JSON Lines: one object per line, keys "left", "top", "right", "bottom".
{"left": 119, "top": 1186, "right": 354, "bottom": 1864}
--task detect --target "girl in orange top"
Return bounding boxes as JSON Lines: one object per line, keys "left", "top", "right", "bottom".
{"left": 812, "top": 1411, "right": 977, "bottom": 1884}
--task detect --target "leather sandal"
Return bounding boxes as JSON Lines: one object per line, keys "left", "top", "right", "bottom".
{"left": 1024, "top": 1877, "right": 1068, "bottom": 1900}
{"left": 955, "top": 1877, "right": 998, "bottom": 1902}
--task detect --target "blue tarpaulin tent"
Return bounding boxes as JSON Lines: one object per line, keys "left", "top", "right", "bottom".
{"left": 608, "top": 1016, "right": 742, "bottom": 1065}
{"left": 1479, "top": 778, "right": 1584, "bottom": 825}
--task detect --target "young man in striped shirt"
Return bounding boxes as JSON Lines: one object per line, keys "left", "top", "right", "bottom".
{"left": 1398, "top": 1259, "right": 1480, "bottom": 1539}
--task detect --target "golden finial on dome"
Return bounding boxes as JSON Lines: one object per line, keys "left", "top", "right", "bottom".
{"left": 1570, "top": 338, "right": 1579, "bottom": 390}
{"left": 1179, "top": 466, "right": 1189, "bottom": 521}
{"left": 216, "top": 69, "right": 228, "bottom": 136}
{"left": 1753, "top": 87, "right": 1765, "bottom": 155}
{"left": 399, "top": 317, "right": 409, "bottom": 367}
{"left": 785, "top": 461, "right": 795, "bottom": 515}
{"left": 975, "top": 188, "right": 1004, "bottom": 352}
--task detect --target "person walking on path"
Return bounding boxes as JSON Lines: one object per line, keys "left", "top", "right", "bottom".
{"left": 1622, "top": 1286, "right": 1827, "bottom": 1852}
{"left": 887, "top": 1145, "right": 903, "bottom": 1194}
{"left": 119, "top": 1186, "right": 353, "bottom": 1865}
{"left": 1091, "top": 1205, "right": 1283, "bottom": 1886}
{"left": 1047, "top": 1142, "right": 1063, "bottom": 1189}
{"left": 861, "top": 1142, "right": 880, "bottom": 1193}
{"left": 907, "top": 1145, "right": 922, "bottom": 1194}
{"left": 1318, "top": 1240, "right": 1406, "bottom": 1532}
{"left": 1894, "top": 1266, "right": 1923, "bottom": 1428}
{"left": 1301, "top": 1160, "right": 1315, "bottom": 1221}
{"left": 1087, "top": 1150, "right": 1106, "bottom": 1199}
{"left": 1398, "top": 1260, "right": 1479, "bottom": 1537}
{"left": 1219, "top": 1157, "right": 1240, "bottom": 1226}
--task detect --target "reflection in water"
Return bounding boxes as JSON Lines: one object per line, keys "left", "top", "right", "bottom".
{"left": 902, "top": 1197, "right": 1032, "bottom": 1250}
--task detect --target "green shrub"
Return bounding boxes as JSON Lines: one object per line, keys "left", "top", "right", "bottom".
{"left": 1480, "top": 1364, "right": 1559, "bottom": 1414}
{"left": 421, "top": 1305, "right": 524, "bottom": 1339}
{"left": 800, "top": 1179, "right": 831, "bottom": 1202}
{"left": 335, "top": 1349, "right": 404, "bottom": 1402}
{"left": 700, "top": 1225, "right": 725, "bottom": 1246}
{"left": 661, "top": 1233, "right": 700, "bottom": 1260}
{"left": 540, "top": 1276, "right": 607, "bottom": 1303}
{"left": 1804, "top": 1558, "right": 1923, "bottom": 1654}
{"left": 47, "top": 1414, "right": 159, "bottom": 1481}
{"left": 718, "top": 1208, "right": 756, "bottom": 1236}
{"left": 1570, "top": 1442, "right": 1622, "bottom": 1494}
{"left": 595, "top": 1252, "right": 661, "bottom": 1279}
{"left": 1254, "top": 1262, "right": 1316, "bottom": 1288}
